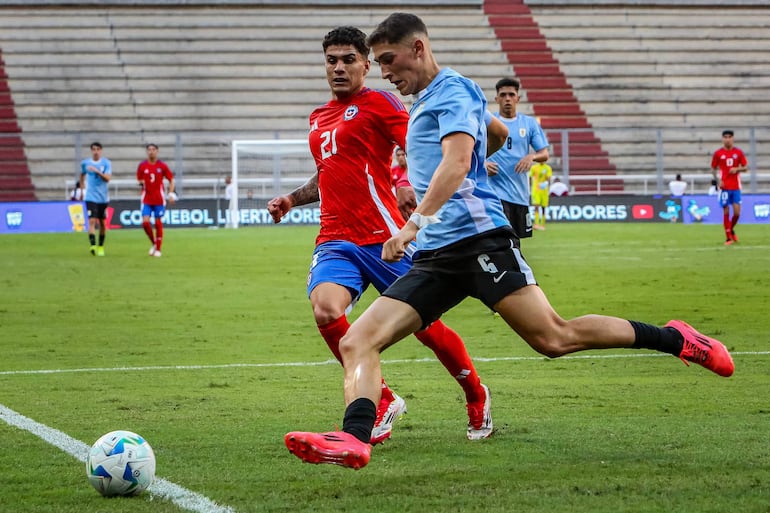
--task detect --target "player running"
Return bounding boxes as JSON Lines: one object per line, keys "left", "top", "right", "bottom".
{"left": 485, "top": 77, "right": 550, "bottom": 241}
{"left": 390, "top": 146, "right": 415, "bottom": 220}
{"left": 284, "top": 13, "right": 734, "bottom": 470}
{"left": 711, "top": 129, "right": 748, "bottom": 245}
{"left": 80, "top": 141, "right": 112, "bottom": 256}
{"left": 529, "top": 161, "right": 553, "bottom": 230}
{"left": 268, "top": 26, "right": 504, "bottom": 444}
{"left": 137, "top": 143, "right": 176, "bottom": 257}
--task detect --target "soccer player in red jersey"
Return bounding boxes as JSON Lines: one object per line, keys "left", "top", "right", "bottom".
{"left": 711, "top": 129, "right": 748, "bottom": 245}
{"left": 136, "top": 143, "right": 176, "bottom": 257}
{"left": 268, "top": 26, "right": 502, "bottom": 445}
{"left": 390, "top": 147, "right": 414, "bottom": 220}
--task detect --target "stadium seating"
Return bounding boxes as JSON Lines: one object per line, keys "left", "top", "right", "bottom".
{"left": 0, "top": 3, "right": 768, "bottom": 199}
{"left": 527, "top": 2, "right": 770, "bottom": 189}
{"left": 0, "top": 48, "right": 35, "bottom": 201}
{"left": 0, "top": 6, "right": 513, "bottom": 199}
{"left": 485, "top": 0, "right": 619, "bottom": 192}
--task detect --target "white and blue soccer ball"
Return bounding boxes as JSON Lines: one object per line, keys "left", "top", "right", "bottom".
{"left": 86, "top": 430, "right": 156, "bottom": 497}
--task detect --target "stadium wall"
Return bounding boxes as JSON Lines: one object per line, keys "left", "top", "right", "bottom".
{"left": 4, "top": 195, "right": 770, "bottom": 233}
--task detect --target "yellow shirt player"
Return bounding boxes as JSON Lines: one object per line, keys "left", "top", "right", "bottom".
{"left": 529, "top": 162, "right": 552, "bottom": 229}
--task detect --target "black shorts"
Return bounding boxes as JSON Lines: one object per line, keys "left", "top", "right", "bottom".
{"left": 86, "top": 202, "right": 109, "bottom": 220}
{"left": 501, "top": 200, "right": 532, "bottom": 239}
{"left": 382, "top": 227, "right": 537, "bottom": 329}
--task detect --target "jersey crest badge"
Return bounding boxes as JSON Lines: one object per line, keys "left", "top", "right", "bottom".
{"left": 519, "top": 127, "right": 527, "bottom": 138}
{"left": 343, "top": 105, "right": 359, "bottom": 121}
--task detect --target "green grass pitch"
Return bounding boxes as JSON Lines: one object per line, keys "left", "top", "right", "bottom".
{"left": 1, "top": 223, "right": 768, "bottom": 513}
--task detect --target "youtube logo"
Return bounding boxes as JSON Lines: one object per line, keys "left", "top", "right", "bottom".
{"left": 632, "top": 204, "right": 654, "bottom": 219}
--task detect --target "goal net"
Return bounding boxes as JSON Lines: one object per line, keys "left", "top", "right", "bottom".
{"left": 229, "top": 139, "right": 314, "bottom": 228}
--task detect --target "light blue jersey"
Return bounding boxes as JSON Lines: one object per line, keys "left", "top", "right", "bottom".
{"left": 406, "top": 68, "right": 510, "bottom": 251}
{"left": 487, "top": 112, "right": 549, "bottom": 205}
{"left": 81, "top": 158, "right": 112, "bottom": 203}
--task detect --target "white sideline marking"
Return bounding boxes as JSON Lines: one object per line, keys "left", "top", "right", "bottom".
{"left": 0, "top": 404, "right": 236, "bottom": 513}
{"left": 2, "top": 351, "right": 764, "bottom": 508}
{"left": 0, "top": 351, "right": 766, "bottom": 376}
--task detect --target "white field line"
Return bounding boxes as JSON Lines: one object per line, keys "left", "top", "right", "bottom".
{"left": 0, "top": 404, "right": 236, "bottom": 513}
{"left": 2, "top": 351, "right": 766, "bottom": 510}
{"left": 0, "top": 351, "right": 767, "bottom": 377}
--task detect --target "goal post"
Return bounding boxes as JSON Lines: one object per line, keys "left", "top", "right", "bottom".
{"left": 229, "top": 139, "right": 312, "bottom": 228}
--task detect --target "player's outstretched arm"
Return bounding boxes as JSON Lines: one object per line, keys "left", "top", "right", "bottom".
{"left": 486, "top": 115, "right": 508, "bottom": 157}
{"left": 382, "top": 222, "right": 418, "bottom": 263}
{"left": 383, "top": 133, "right": 474, "bottom": 263}
{"left": 396, "top": 185, "right": 417, "bottom": 220}
{"left": 267, "top": 172, "right": 320, "bottom": 223}
{"left": 167, "top": 178, "right": 177, "bottom": 203}
{"left": 267, "top": 196, "right": 293, "bottom": 223}
{"left": 515, "top": 148, "right": 549, "bottom": 174}
{"left": 288, "top": 172, "right": 320, "bottom": 207}
{"left": 420, "top": 132, "right": 475, "bottom": 215}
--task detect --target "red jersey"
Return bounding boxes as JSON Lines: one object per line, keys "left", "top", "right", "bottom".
{"left": 309, "top": 87, "right": 408, "bottom": 246}
{"left": 391, "top": 164, "right": 410, "bottom": 189}
{"left": 137, "top": 159, "right": 174, "bottom": 205}
{"left": 711, "top": 146, "right": 747, "bottom": 190}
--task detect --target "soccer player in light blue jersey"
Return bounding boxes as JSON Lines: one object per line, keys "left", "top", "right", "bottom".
{"left": 284, "top": 12, "right": 734, "bottom": 470}
{"left": 485, "top": 77, "right": 549, "bottom": 240}
{"left": 80, "top": 142, "right": 112, "bottom": 256}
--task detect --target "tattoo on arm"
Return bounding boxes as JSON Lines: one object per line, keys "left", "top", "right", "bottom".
{"left": 288, "top": 172, "right": 320, "bottom": 206}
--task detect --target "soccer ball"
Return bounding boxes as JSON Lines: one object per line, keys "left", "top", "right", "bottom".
{"left": 86, "top": 430, "right": 156, "bottom": 497}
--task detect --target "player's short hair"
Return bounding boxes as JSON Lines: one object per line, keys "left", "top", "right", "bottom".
{"left": 367, "top": 13, "right": 428, "bottom": 47}
{"left": 722, "top": 129, "right": 734, "bottom": 137}
{"left": 90, "top": 142, "right": 102, "bottom": 149}
{"left": 495, "top": 77, "right": 520, "bottom": 92}
{"left": 146, "top": 143, "right": 159, "bottom": 150}
{"left": 323, "top": 26, "right": 369, "bottom": 57}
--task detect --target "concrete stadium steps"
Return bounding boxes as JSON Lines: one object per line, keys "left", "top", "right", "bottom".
{"left": 0, "top": 5, "right": 516, "bottom": 198}
{"left": 19, "top": 116, "right": 312, "bottom": 133}
{"left": 484, "top": 0, "right": 620, "bottom": 192}
{"left": 0, "top": 48, "right": 35, "bottom": 201}
{"left": 529, "top": 3, "right": 770, "bottom": 181}
{"left": 2, "top": 4, "right": 768, "bottom": 198}
{"left": 594, "top": 127, "right": 761, "bottom": 181}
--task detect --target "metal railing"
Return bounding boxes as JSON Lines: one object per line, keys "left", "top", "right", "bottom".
{"left": 8, "top": 125, "right": 766, "bottom": 199}
{"left": 565, "top": 173, "right": 770, "bottom": 195}
{"left": 65, "top": 173, "right": 770, "bottom": 200}
{"left": 64, "top": 177, "right": 310, "bottom": 201}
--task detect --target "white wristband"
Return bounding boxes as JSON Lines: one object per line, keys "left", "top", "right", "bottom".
{"left": 408, "top": 212, "right": 441, "bottom": 229}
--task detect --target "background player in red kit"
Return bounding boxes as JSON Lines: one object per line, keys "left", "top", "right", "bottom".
{"left": 390, "top": 146, "right": 415, "bottom": 220}
{"left": 268, "top": 26, "right": 497, "bottom": 443}
{"left": 137, "top": 143, "right": 176, "bottom": 257}
{"left": 710, "top": 129, "right": 747, "bottom": 245}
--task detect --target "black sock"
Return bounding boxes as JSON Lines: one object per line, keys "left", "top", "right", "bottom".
{"left": 99, "top": 233, "right": 105, "bottom": 246}
{"left": 629, "top": 320, "right": 683, "bottom": 356}
{"left": 342, "top": 397, "right": 376, "bottom": 444}
{"left": 88, "top": 234, "right": 96, "bottom": 246}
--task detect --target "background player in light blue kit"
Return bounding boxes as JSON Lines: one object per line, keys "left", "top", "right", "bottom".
{"left": 80, "top": 141, "right": 112, "bottom": 256}
{"left": 485, "top": 77, "right": 549, "bottom": 240}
